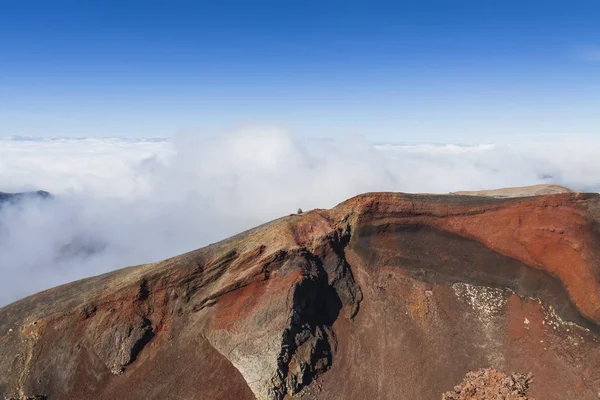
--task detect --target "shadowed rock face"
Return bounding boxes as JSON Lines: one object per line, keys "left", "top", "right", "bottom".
{"left": 2, "top": 190, "right": 600, "bottom": 399}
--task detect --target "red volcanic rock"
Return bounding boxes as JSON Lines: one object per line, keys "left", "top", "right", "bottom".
{"left": 2, "top": 188, "right": 600, "bottom": 399}
{"left": 442, "top": 368, "right": 534, "bottom": 400}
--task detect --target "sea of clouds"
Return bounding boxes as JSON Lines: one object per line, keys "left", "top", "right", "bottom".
{"left": 1, "top": 126, "right": 600, "bottom": 305}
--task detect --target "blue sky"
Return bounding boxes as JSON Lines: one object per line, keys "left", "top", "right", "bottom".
{"left": 1, "top": 0, "right": 599, "bottom": 142}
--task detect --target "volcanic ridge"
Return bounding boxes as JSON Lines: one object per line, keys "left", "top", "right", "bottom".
{"left": 2, "top": 184, "right": 600, "bottom": 399}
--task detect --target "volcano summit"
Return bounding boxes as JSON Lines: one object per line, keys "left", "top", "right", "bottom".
{"left": 1, "top": 186, "right": 600, "bottom": 399}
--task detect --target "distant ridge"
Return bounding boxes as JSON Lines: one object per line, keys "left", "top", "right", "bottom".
{"left": 0, "top": 190, "right": 51, "bottom": 205}
{"left": 451, "top": 184, "right": 574, "bottom": 198}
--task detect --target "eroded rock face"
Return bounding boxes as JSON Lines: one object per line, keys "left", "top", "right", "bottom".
{"left": 1, "top": 190, "right": 600, "bottom": 399}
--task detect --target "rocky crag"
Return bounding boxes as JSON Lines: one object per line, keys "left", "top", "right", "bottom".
{"left": 1, "top": 185, "right": 600, "bottom": 399}
{"left": 443, "top": 368, "right": 534, "bottom": 400}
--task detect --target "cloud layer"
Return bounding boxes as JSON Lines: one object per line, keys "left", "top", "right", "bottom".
{"left": 1, "top": 128, "right": 600, "bottom": 305}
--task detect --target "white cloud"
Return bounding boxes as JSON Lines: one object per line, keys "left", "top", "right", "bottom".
{"left": 1, "top": 128, "right": 600, "bottom": 305}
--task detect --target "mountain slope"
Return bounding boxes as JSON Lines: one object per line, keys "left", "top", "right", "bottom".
{"left": 1, "top": 190, "right": 600, "bottom": 399}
